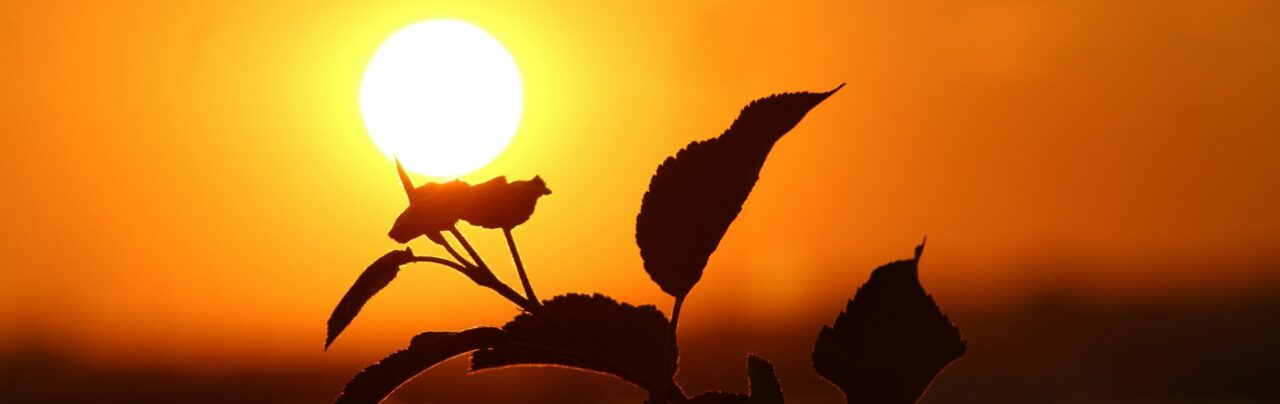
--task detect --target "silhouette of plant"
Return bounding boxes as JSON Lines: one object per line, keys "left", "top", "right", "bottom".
{"left": 324, "top": 85, "right": 965, "bottom": 403}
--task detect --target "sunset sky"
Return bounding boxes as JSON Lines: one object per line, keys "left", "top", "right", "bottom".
{"left": 2, "top": 0, "right": 1279, "bottom": 402}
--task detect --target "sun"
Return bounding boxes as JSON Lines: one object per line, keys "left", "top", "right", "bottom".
{"left": 360, "top": 20, "right": 523, "bottom": 178}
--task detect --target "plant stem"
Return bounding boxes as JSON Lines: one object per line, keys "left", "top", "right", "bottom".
{"left": 442, "top": 228, "right": 531, "bottom": 315}
{"left": 409, "top": 255, "right": 503, "bottom": 292}
{"left": 651, "top": 295, "right": 686, "bottom": 404}
{"left": 449, "top": 227, "right": 489, "bottom": 271}
{"left": 408, "top": 256, "right": 469, "bottom": 273}
{"left": 439, "top": 239, "right": 475, "bottom": 269}
{"left": 485, "top": 277, "right": 537, "bottom": 312}
{"left": 503, "top": 228, "right": 538, "bottom": 303}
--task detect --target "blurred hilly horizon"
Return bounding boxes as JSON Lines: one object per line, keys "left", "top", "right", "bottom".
{"left": 5, "top": 257, "right": 1279, "bottom": 403}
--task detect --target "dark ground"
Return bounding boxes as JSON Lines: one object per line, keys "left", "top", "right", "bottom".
{"left": 4, "top": 289, "right": 1279, "bottom": 404}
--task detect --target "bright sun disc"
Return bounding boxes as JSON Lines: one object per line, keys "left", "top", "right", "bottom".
{"left": 360, "top": 20, "right": 523, "bottom": 178}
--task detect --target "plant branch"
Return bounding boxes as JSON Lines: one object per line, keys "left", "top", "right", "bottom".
{"left": 449, "top": 227, "right": 490, "bottom": 271}
{"left": 503, "top": 228, "right": 538, "bottom": 303}
{"left": 407, "top": 255, "right": 503, "bottom": 290}
{"left": 439, "top": 239, "right": 475, "bottom": 269}
{"left": 483, "top": 276, "right": 538, "bottom": 312}
{"left": 651, "top": 295, "right": 686, "bottom": 403}
{"left": 407, "top": 256, "right": 469, "bottom": 273}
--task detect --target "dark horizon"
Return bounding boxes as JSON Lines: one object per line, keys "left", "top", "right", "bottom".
{"left": 7, "top": 282, "right": 1280, "bottom": 403}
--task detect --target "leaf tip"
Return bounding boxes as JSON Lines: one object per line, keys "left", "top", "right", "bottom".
{"left": 395, "top": 157, "right": 414, "bottom": 201}
{"left": 814, "top": 83, "right": 845, "bottom": 103}
{"left": 915, "top": 235, "right": 927, "bottom": 262}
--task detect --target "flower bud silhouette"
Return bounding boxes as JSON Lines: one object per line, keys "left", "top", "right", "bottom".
{"left": 387, "top": 159, "right": 551, "bottom": 243}
{"left": 462, "top": 176, "right": 551, "bottom": 229}
{"left": 388, "top": 180, "right": 472, "bottom": 244}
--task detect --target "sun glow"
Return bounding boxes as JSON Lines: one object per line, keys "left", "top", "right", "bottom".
{"left": 360, "top": 20, "right": 523, "bottom": 178}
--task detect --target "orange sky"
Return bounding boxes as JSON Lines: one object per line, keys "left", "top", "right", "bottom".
{"left": 2, "top": 0, "right": 1279, "bottom": 370}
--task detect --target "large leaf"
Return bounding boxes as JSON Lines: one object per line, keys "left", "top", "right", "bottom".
{"left": 335, "top": 327, "right": 506, "bottom": 404}
{"left": 812, "top": 241, "right": 966, "bottom": 404}
{"left": 636, "top": 85, "right": 843, "bottom": 297}
{"left": 326, "top": 248, "right": 418, "bottom": 349}
{"left": 470, "top": 293, "right": 671, "bottom": 388}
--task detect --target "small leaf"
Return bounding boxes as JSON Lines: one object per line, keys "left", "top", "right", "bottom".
{"left": 326, "top": 248, "right": 418, "bottom": 349}
{"left": 812, "top": 240, "right": 966, "bottom": 404}
{"left": 636, "top": 85, "right": 843, "bottom": 297}
{"left": 689, "top": 392, "right": 750, "bottom": 404}
{"left": 335, "top": 327, "right": 506, "bottom": 404}
{"left": 461, "top": 176, "right": 552, "bottom": 229}
{"left": 470, "top": 293, "right": 672, "bottom": 388}
{"left": 747, "top": 355, "right": 784, "bottom": 404}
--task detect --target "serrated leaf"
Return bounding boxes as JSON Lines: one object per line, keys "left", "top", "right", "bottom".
{"left": 747, "top": 355, "right": 784, "bottom": 404}
{"left": 812, "top": 241, "right": 966, "bottom": 404}
{"left": 636, "top": 85, "right": 843, "bottom": 297}
{"left": 326, "top": 248, "right": 418, "bottom": 349}
{"left": 470, "top": 293, "right": 671, "bottom": 388}
{"left": 335, "top": 327, "right": 506, "bottom": 404}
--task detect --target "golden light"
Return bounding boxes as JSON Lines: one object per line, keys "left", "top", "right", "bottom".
{"left": 360, "top": 20, "right": 523, "bottom": 178}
